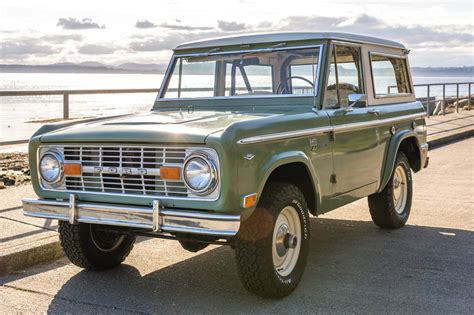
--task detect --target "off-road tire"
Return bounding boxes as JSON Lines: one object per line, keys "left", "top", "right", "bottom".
{"left": 58, "top": 222, "right": 136, "bottom": 270}
{"left": 368, "top": 152, "right": 413, "bottom": 229}
{"left": 234, "top": 182, "right": 310, "bottom": 298}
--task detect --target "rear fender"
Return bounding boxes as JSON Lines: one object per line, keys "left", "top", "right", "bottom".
{"left": 379, "top": 130, "right": 420, "bottom": 192}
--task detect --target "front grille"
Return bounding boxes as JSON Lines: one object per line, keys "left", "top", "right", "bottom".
{"left": 62, "top": 145, "right": 188, "bottom": 197}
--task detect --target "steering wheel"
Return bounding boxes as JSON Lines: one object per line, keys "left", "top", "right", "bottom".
{"left": 276, "top": 76, "right": 314, "bottom": 94}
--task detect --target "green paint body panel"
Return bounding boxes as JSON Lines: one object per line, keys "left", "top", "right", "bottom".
{"left": 28, "top": 37, "right": 428, "bottom": 219}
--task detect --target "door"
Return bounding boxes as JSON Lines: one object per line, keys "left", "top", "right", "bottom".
{"left": 323, "top": 44, "right": 380, "bottom": 195}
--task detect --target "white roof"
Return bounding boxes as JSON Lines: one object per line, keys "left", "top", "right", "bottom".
{"left": 174, "top": 32, "right": 406, "bottom": 51}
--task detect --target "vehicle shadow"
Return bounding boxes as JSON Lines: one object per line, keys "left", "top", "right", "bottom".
{"left": 41, "top": 218, "right": 474, "bottom": 313}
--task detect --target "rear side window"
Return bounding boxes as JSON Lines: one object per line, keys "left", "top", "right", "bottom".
{"left": 370, "top": 54, "right": 411, "bottom": 97}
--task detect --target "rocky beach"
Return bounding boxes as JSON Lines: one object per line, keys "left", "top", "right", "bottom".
{"left": 0, "top": 152, "right": 30, "bottom": 188}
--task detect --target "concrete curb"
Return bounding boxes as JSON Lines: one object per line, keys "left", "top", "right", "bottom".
{"left": 428, "top": 129, "right": 474, "bottom": 149}
{"left": 0, "top": 234, "right": 63, "bottom": 276}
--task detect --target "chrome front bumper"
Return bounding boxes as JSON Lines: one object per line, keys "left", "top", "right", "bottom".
{"left": 22, "top": 195, "right": 240, "bottom": 237}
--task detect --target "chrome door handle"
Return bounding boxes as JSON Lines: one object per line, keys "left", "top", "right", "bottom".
{"left": 368, "top": 109, "right": 380, "bottom": 116}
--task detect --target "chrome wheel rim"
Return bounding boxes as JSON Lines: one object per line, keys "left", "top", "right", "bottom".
{"left": 272, "top": 206, "right": 302, "bottom": 277}
{"left": 90, "top": 225, "right": 125, "bottom": 253}
{"left": 393, "top": 165, "right": 408, "bottom": 214}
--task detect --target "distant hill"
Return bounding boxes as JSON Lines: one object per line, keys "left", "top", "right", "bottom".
{"left": 0, "top": 62, "right": 168, "bottom": 74}
{"left": 118, "top": 63, "right": 168, "bottom": 72}
{"left": 411, "top": 66, "right": 473, "bottom": 77}
{"left": 78, "top": 61, "right": 107, "bottom": 68}
{"left": 0, "top": 63, "right": 473, "bottom": 77}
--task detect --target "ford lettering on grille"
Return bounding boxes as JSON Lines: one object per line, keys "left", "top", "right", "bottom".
{"left": 62, "top": 145, "right": 188, "bottom": 197}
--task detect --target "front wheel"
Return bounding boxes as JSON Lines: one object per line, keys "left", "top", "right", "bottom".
{"left": 58, "top": 222, "right": 136, "bottom": 270}
{"left": 234, "top": 183, "right": 310, "bottom": 298}
{"left": 368, "top": 152, "right": 413, "bottom": 229}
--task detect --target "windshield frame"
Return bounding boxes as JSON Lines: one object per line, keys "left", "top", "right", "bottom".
{"left": 156, "top": 44, "right": 324, "bottom": 102}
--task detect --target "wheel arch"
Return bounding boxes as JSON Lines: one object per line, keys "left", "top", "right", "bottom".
{"left": 257, "top": 153, "right": 320, "bottom": 215}
{"left": 379, "top": 131, "right": 422, "bottom": 192}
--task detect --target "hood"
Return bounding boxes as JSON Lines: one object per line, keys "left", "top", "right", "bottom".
{"left": 39, "top": 110, "right": 270, "bottom": 144}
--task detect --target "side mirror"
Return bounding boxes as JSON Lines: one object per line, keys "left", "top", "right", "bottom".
{"left": 346, "top": 93, "right": 367, "bottom": 111}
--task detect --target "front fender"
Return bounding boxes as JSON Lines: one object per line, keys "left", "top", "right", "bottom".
{"left": 256, "top": 150, "right": 321, "bottom": 211}
{"left": 379, "top": 130, "right": 420, "bottom": 192}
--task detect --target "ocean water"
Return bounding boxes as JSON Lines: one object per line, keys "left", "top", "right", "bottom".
{"left": 0, "top": 73, "right": 472, "bottom": 142}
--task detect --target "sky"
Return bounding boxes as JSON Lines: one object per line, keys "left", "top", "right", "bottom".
{"left": 1, "top": 0, "right": 473, "bottom": 67}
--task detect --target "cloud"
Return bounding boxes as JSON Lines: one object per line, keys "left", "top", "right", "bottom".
{"left": 339, "top": 14, "right": 384, "bottom": 27}
{"left": 127, "top": 13, "right": 473, "bottom": 55}
{"left": 129, "top": 37, "right": 178, "bottom": 52}
{"left": 57, "top": 18, "right": 105, "bottom": 30}
{"left": 217, "top": 20, "right": 247, "bottom": 32}
{"left": 41, "top": 34, "right": 83, "bottom": 44}
{"left": 0, "top": 30, "right": 19, "bottom": 34}
{"left": 158, "top": 23, "right": 214, "bottom": 31}
{"left": 78, "top": 44, "right": 118, "bottom": 55}
{"left": 278, "top": 16, "right": 345, "bottom": 30}
{"left": 129, "top": 31, "right": 222, "bottom": 52}
{"left": 1, "top": 37, "right": 59, "bottom": 59}
{"left": 274, "top": 14, "right": 473, "bottom": 48}
{"left": 135, "top": 20, "right": 157, "bottom": 29}
{"left": 2, "top": 13, "right": 472, "bottom": 66}
{"left": 135, "top": 19, "right": 214, "bottom": 31}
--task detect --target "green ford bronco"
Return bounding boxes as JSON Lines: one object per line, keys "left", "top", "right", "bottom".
{"left": 24, "top": 32, "right": 429, "bottom": 297}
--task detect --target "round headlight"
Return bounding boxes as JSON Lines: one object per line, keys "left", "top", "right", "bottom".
{"left": 182, "top": 154, "right": 217, "bottom": 195}
{"left": 39, "top": 151, "right": 63, "bottom": 183}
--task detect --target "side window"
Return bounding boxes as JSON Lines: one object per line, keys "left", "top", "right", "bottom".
{"left": 370, "top": 54, "right": 411, "bottom": 97}
{"left": 324, "top": 45, "right": 364, "bottom": 108}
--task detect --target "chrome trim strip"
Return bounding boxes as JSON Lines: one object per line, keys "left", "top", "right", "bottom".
{"left": 23, "top": 197, "right": 240, "bottom": 237}
{"left": 237, "top": 112, "right": 426, "bottom": 144}
{"left": 174, "top": 35, "right": 405, "bottom": 51}
{"left": 237, "top": 126, "right": 333, "bottom": 144}
{"left": 173, "top": 44, "right": 323, "bottom": 57}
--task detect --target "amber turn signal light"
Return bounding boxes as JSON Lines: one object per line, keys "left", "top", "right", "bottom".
{"left": 160, "top": 166, "right": 181, "bottom": 180}
{"left": 243, "top": 193, "right": 258, "bottom": 208}
{"left": 63, "top": 163, "right": 82, "bottom": 175}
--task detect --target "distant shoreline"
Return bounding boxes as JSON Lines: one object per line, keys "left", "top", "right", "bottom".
{"left": 1, "top": 64, "right": 473, "bottom": 77}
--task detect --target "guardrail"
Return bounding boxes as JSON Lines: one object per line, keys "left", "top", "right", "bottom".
{"left": 0, "top": 82, "right": 472, "bottom": 145}
{"left": 413, "top": 82, "right": 473, "bottom": 118}
{"left": 0, "top": 89, "right": 159, "bottom": 120}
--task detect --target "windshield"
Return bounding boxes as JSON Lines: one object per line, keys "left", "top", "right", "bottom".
{"left": 160, "top": 46, "right": 321, "bottom": 99}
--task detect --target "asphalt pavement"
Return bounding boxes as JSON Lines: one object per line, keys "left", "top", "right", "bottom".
{"left": 0, "top": 138, "right": 473, "bottom": 314}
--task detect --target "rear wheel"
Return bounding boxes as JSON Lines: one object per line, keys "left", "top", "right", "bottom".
{"left": 58, "top": 222, "right": 135, "bottom": 270}
{"left": 234, "top": 182, "right": 310, "bottom": 298}
{"left": 368, "top": 152, "right": 413, "bottom": 229}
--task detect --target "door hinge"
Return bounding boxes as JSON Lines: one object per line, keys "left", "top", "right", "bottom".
{"left": 330, "top": 174, "right": 337, "bottom": 184}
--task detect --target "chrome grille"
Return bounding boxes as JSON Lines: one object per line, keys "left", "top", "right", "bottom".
{"left": 62, "top": 146, "right": 188, "bottom": 197}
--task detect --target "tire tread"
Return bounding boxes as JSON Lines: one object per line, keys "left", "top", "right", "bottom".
{"left": 235, "top": 182, "right": 309, "bottom": 298}
{"left": 58, "top": 222, "right": 135, "bottom": 270}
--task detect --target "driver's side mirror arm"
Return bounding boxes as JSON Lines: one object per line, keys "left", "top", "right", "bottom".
{"left": 345, "top": 93, "right": 368, "bottom": 112}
